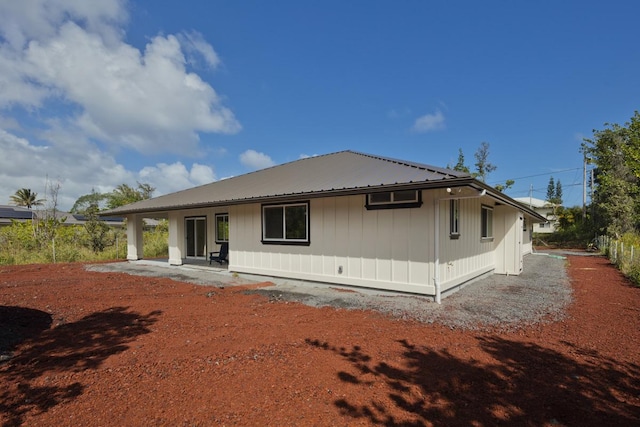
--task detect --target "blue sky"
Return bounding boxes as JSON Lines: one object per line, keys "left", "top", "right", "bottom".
{"left": 1, "top": 0, "right": 638, "bottom": 210}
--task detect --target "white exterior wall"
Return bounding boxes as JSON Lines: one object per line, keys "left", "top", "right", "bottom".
{"left": 229, "top": 191, "right": 504, "bottom": 297}
{"left": 522, "top": 218, "right": 533, "bottom": 255}
{"left": 161, "top": 189, "right": 526, "bottom": 298}
{"left": 532, "top": 206, "right": 557, "bottom": 233}
{"left": 436, "top": 192, "right": 496, "bottom": 293}
{"left": 166, "top": 207, "right": 230, "bottom": 265}
{"left": 230, "top": 195, "right": 435, "bottom": 294}
{"left": 494, "top": 206, "right": 524, "bottom": 275}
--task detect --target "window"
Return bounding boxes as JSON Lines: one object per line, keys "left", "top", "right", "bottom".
{"left": 481, "top": 205, "right": 493, "bottom": 239}
{"left": 450, "top": 199, "right": 460, "bottom": 238}
{"left": 366, "top": 190, "right": 422, "bottom": 210}
{"left": 215, "top": 213, "right": 229, "bottom": 243}
{"left": 262, "top": 202, "right": 309, "bottom": 245}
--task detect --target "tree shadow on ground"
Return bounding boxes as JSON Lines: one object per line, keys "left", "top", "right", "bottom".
{"left": 0, "top": 305, "right": 160, "bottom": 427}
{"left": 0, "top": 306, "right": 52, "bottom": 357}
{"left": 306, "top": 337, "right": 640, "bottom": 426}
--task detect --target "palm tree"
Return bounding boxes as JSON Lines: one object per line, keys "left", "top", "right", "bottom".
{"left": 10, "top": 188, "right": 45, "bottom": 209}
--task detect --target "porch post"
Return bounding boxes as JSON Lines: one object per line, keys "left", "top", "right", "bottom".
{"left": 168, "top": 211, "right": 183, "bottom": 265}
{"left": 126, "top": 214, "right": 144, "bottom": 260}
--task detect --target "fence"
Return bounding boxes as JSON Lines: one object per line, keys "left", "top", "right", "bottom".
{"left": 595, "top": 235, "right": 640, "bottom": 286}
{"left": 597, "top": 235, "right": 637, "bottom": 264}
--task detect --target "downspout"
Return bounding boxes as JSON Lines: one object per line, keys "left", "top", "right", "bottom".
{"left": 434, "top": 198, "right": 441, "bottom": 304}
{"left": 434, "top": 188, "right": 487, "bottom": 304}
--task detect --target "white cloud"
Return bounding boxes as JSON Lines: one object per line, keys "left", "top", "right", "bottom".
{"left": 0, "top": 127, "right": 132, "bottom": 210}
{"left": 0, "top": 0, "right": 242, "bottom": 210}
{"left": 0, "top": 0, "right": 240, "bottom": 152}
{"left": 139, "top": 162, "right": 216, "bottom": 195}
{"left": 0, "top": 0, "right": 127, "bottom": 50}
{"left": 412, "top": 110, "right": 445, "bottom": 133}
{"left": 0, "top": 1, "right": 245, "bottom": 210}
{"left": 240, "top": 149, "right": 275, "bottom": 170}
{"left": 0, "top": 126, "right": 221, "bottom": 210}
{"left": 178, "top": 31, "right": 221, "bottom": 69}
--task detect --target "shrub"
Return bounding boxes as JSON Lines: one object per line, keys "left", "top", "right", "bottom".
{"left": 0, "top": 221, "right": 168, "bottom": 265}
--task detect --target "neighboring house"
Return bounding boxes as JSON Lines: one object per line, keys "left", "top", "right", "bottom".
{"left": 513, "top": 197, "right": 559, "bottom": 234}
{"left": 106, "top": 151, "right": 545, "bottom": 302}
{"left": 0, "top": 205, "right": 127, "bottom": 228}
{"left": 0, "top": 205, "right": 35, "bottom": 226}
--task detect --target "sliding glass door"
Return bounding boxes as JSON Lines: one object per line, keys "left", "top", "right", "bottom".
{"left": 185, "top": 217, "right": 207, "bottom": 258}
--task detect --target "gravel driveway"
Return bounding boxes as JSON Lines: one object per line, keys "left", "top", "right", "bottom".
{"left": 87, "top": 252, "right": 571, "bottom": 330}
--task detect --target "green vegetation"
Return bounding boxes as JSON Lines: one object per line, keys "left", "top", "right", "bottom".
{"left": 579, "top": 110, "right": 640, "bottom": 286}
{"left": 0, "top": 220, "right": 168, "bottom": 265}
{"left": 9, "top": 188, "right": 45, "bottom": 209}
{"left": 71, "top": 182, "right": 156, "bottom": 213}
{"left": 583, "top": 111, "right": 640, "bottom": 238}
{"left": 2, "top": 181, "right": 163, "bottom": 265}
{"left": 599, "top": 233, "right": 640, "bottom": 287}
{"left": 533, "top": 206, "right": 594, "bottom": 248}
{"left": 450, "top": 143, "right": 514, "bottom": 191}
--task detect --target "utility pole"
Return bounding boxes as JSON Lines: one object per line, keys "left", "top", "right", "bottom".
{"left": 583, "top": 153, "right": 587, "bottom": 220}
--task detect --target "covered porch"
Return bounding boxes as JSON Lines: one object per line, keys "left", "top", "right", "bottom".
{"left": 125, "top": 210, "right": 229, "bottom": 267}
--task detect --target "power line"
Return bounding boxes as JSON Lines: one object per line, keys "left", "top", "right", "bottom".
{"left": 488, "top": 167, "right": 582, "bottom": 185}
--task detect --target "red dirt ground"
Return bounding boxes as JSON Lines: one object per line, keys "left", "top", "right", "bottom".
{"left": 1, "top": 255, "right": 639, "bottom": 426}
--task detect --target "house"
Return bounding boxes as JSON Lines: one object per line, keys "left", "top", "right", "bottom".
{"left": 0, "top": 205, "right": 35, "bottom": 226}
{"left": 513, "top": 197, "right": 559, "bottom": 234}
{"left": 105, "top": 151, "right": 545, "bottom": 302}
{"left": 0, "top": 205, "right": 127, "bottom": 228}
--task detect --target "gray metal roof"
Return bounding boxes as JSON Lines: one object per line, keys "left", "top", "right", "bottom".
{"left": 0, "top": 204, "right": 127, "bottom": 227}
{"left": 105, "top": 151, "right": 474, "bottom": 215}
{"left": 104, "top": 150, "right": 545, "bottom": 222}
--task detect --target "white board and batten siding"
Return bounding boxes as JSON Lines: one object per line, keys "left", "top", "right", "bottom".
{"left": 166, "top": 207, "right": 229, "bottom": 265}
{"left": 230, "top": 195, "right": 436, "bottom": 295}
{"left": 493, "top": 206, "right": 524, "bottom": 275}
{"left": 230, "top": 191, "right": 504, "bottom": 297}
{"left": 434, "top": 192, "right": 496, "bottom": 294}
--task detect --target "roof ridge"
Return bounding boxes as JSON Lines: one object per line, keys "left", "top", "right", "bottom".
{"left": 347, "top": 150, "right": 470, "bottom": 178}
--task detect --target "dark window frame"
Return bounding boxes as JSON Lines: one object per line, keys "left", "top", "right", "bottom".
{"left": 450, "top": 199, "right": 460, "bottom": 239}
{"left": 215, "top": 213, "right": 229, "bottom": 243}
{"left": 261, "top": 201, "right": 310, "bottom": 246}
{"left": 366, "top": 190, "right": 422, "bottom": 210}
{"left": 481, "top": 204, "right": 494, "bottom": 240}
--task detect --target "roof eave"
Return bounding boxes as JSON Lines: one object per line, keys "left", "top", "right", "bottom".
{"left": 103, "top": 177, "right": 477, "bottom": 216}
{"left": 468, "top": 181, "right": 548, "bottom": 222}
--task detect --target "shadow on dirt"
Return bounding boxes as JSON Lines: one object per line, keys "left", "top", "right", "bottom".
{"left": 0, "top": 306, "right": 52, "bottom": 357}
{"left": 0, "top": 306, "right": 160, "bottom": 427}
{"left": 306, "top": 337, "right": 640, "bottom": 426}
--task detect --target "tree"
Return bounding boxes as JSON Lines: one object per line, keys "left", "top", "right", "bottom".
{"left": 9, "top": 188, "right": 44, "bottom": 209}
{"left": 453, "top": 148, "right": 470, "bottom": 173}
{"left": 70, "top": 190, "right": 108, "bottom": 214}
{"left": 474, "top": 142, "right": 497, "bottom": 182}
{"left": 106, "top": 182, "right": 155, "bottom": 209}
{"left": 582, "top": 111, "right": 640, "bottom": 237}
{"left": 546, "top": 177, "right": 556, "bottom": 203}
{"left": 495, "top": 179, "right": 515, "bottom": 192}
{"left": 555, "top": 180, "right": 563, "bottom": 205}
{"left": 83, "top": 201, "right": 111, "bottom": 252}
{"left": 545, "top": 177, "right": 563, "bottom": 205}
